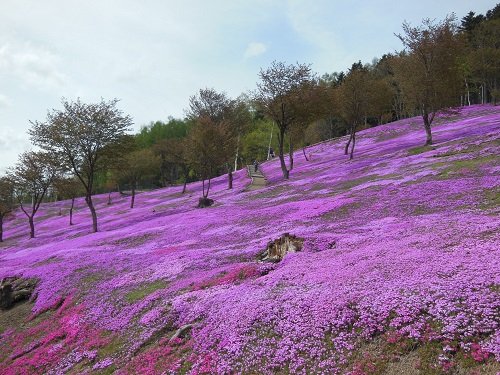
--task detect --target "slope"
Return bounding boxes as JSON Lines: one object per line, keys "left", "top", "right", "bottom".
{"left": 0, "top": 105, "right": 499, "bottom": 374}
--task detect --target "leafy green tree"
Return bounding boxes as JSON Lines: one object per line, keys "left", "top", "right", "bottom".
{"left": 486, "top": 3, "right": 500, "bottom": 20}
{"left": 117, "top": 149, "right": 160, "bottom": 208}
{"left": 255, "top": 61, "right": 314, "bottom": 179}
{"left": 394, "top": 16, "right": 463, "bottom": 145}
{"left": 186, "top": 116, "right": 227, "bottom": 206}
{"left": 467, "top": 18, "right": 500, "bottom": 104}
{"left": 10, "top": 151, "right": 59, "bottom": 238}
{"left": 53, "top": 176, "right": 83, "bottom": 226}
{"left": 136, "top": 118, "right": 189, "bottom": 149}
{"left": 460, "top": 11, "right": 485, "bottom": 37}
{"left": 29, "top": 98, "right": 133, "bottom": 233}
{"left": 187, "top": 88, "right": 247, "bottom": 189}
{"left": 241, "top": 119, "right": 279, "bottom": 164}
{"left": 338, "top": 69, "right": 374, "bottom": 159}
{"left": 0, "top": 176, "right": 15, "bottom": 243}
{"left": 290, "top": 80, "right": 331, "bottom": 164}
{"left": 154, "top": 137, "right": 191, "bottom": 193}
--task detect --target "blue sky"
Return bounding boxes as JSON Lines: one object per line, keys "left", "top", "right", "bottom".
{"left": 0, "top": 0, "right": 496, "bottom": 172}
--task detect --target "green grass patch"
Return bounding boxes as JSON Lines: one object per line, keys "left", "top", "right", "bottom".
{"left": 413, "top": 204, "right": 437, "bottom": 216}
{"left": 414, "top": 340, "right": 444, "bottom": 375}
{"left": 32, "top": 256, "right": 61, "bottom": 267}
{"left": 435, "top": 139, "right": 500, "bottom": 158}
{"left": 489, "top": 284, "right": 500, "bottom": 293}
{"left": 321, "top": 202, "right": 363, "bottom": 220}
{"left": 125, "top": 280, "right": 168, "bottom": 303}
{"left": 338, "top": 175, "right": 380, "bottom": 191}
{"left": 98, "top": 333, "right": 125, "bottom": 358}
{"left": 408, "top": 145, "right": 435, "bottom": 156}
{"left": 431, "top": 155, "right": 498, "bottom": 179}
{"left": 479, "top": 188, "right": 500, "bottom": 210}
{"left": 94, "top": 365, "right": 116, "bottom": 375}
{"left": 104, "top": 233, "right": 157, "bottom": 248}
{"left": 435, "top": 146, "right": 480, "bottom": 158}
{"left": 250, "top": 185, "right": 290, "bottom": 199}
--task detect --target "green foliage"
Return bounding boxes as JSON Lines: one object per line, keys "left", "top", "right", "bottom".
{"left": 0, "top": 177, "right": 15, "bottom": 216}
{"left": 241, "top": 119, "right": 279, "bottom": 163}
{"left": 116, "top": 149, "right": 161, "bottom": 189}
{"left": 136, "top": 118, "right": 190, "bottom": 149}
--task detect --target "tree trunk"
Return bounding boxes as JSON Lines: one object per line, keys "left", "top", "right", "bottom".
{"left": 130, "top": 183, "right": 136, "bottom": 209}
{"left": 288, "top": 136, "right": 294, "bottom": 171}
{"left": 234, "top": 149, "right": 239, "bottom": 172}
{"left": 227, "top": 164, "right": 233, "bottom": 190}
{"left": 423, "top": 112, "right": 433, "bottom": 146}
{"left": 29, "top": 216, "right": 35, "bottom": 239}
{"left": 465, "top": 78, "right": 470, "bottom": 107}
{"left": 302, "top": 146, "right": 309, "bottom": 161}
{"left": 204, "top": 178, "right": 212, "bottom": 198}
{"left": 85, "top": 194, "right": 98, "bottom": 233}
{"left": 349, "top": 132, "right": 356, "bottom": 160}
{"left": 234, "top": 134, "right": 240, "bottom": 171}
{"left": 107, "top": 191, "right": 112, "bottom": 205}
{"left": 278, "top": 129, "right": 289, "bottom": 179}
{"left": 0, "top": 214, "right": 3, "bottom": 242}
{"left": 69, "top": 198, "right": 75, "bottom": 226}
{"left": 345, "top": 125, "right": 355, "bottom": 155}
{"left": 344, "top": 134, "right": 351, "bottom": 155}
{"left": 181, "top": 169, "right": 189, "bottom": 194}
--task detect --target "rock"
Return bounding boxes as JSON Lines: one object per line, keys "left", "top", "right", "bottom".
{"left": 258, "top": 233, "right": 305, "bottom": 262}
{"left": 197, "top": 197, "right": 214, "bottom": 208}
{"left": 0, "top": 282, "right": 13, "bottom": 309}
{"left": 169, "top": 324, "right": 194, "bottom": 344}
{"left": 0, "top": 277, "right": 38, "bottom": 310}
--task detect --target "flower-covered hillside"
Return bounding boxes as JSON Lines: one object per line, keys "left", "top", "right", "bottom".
{"left": 0, "top": 105, "right": 499, "bottom": 374}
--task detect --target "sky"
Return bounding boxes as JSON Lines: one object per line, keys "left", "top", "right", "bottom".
{"left": 0, "top": 0, "right": 496, "bottom": 173}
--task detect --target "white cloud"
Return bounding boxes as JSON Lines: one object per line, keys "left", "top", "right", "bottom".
{"left": 0, "top": 94, "right": 12, "bottom": 108}
{"left": 244, "top": 42, "right": 267, "bottom": 59}
{"left": 0, "top": 41, "right": 67, "bottom": 90}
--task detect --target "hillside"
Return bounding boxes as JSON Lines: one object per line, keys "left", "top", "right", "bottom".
{"left": 0, "top": 105, "right": 499, "bottom": 374}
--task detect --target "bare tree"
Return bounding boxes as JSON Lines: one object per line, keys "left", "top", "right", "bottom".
{"left": 394, "top": 16, "right": 463, "bottom": 145}
{"left": 0, "top": 177, "right": 15, "bottom": 242}
{"left": 255, "top": 61, "right": 313, "bottom": 179}
{"left": 10, "top": 152, "right": 58, "bottom": 239}
{"left": 29, "top": 98, "right": 133, "bottom": 232}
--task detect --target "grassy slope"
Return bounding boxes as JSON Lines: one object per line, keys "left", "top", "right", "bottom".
{"left": 0, "top": 105, "right": 499, "bottom": 374}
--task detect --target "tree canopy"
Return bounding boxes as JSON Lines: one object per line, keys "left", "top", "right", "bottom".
{"left": 29, "top": 98, "right": 133, "bottom": 232}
